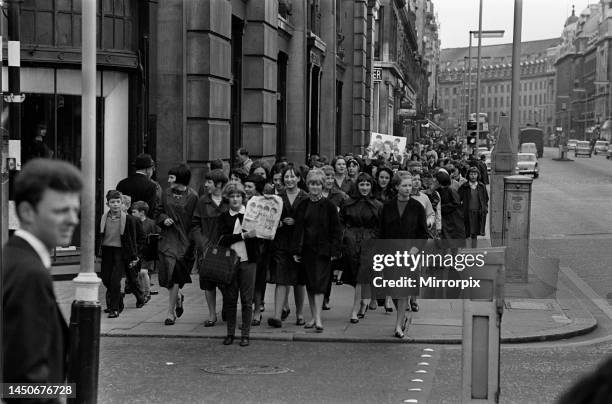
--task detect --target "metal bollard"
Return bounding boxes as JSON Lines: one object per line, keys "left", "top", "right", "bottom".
{"left": 461, "top": 247, "right": 505, "bottom": 404}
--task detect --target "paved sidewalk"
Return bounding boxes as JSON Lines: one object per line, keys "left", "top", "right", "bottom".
{"left": 53, "top": 271, "right": 595, "bottom": 344}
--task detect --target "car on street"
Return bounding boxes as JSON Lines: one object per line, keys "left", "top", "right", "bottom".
{"left": 479, "top": 150, "right": 492, "bottom": 172}
{"left": 567, "top": 139, "right": 578, "bottom": 150}
{"left": 520, "top": 142, "right": 538, "bottom": 155}
{"left": 574, "top": 141, "right": 592, "bottom": 157}
{"left": 516, "top": 153, "right": 539, "bottom": 178}
{"left": 594, "top": 140, "right": 609, "bottom": 154}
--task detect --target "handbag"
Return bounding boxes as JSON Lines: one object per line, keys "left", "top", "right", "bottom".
{"left": 198, "top": 236, "right": 239, "bottom": 285}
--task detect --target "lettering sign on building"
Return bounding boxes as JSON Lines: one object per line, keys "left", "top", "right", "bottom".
{"left": 372, "top": 68, "right": 382, "bottom": 81}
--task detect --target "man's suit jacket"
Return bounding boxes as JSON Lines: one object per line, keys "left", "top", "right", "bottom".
{"left": 116, "top": 173, "right": 158, "bottom": 217}
{"left": 2, "top": 236, "right": 69, "bottom": 389}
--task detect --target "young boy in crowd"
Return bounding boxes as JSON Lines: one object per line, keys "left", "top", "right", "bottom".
{"left": 131, "top": 200, "right": 161, "bottom": 299}
{"left": 99, "top": 191, "right": 145, "bottom": 318}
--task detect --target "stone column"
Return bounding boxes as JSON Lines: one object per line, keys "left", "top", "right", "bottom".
{"left": 242, "top": 0, "right": 278, "bottom": 159}
{"left": 319, "top": 0, "right": 337, "bottom": 158}
{"left": 286, "top": 0, "right": 308, "bottom": 163}
{"left": 155, "top": 0, "right": 232, "bottom": 184}
{"left": 156, "top": 0, "right": 184, "bottom": 180}
{"left": 352, "top": 0, "right": 368, "bottom": 153}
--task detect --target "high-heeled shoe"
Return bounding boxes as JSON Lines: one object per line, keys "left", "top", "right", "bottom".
{"left": 164, "top": 315, "right": 176, "bottom": 326}
{"left": 239, "top": 337, "right": 250, "bottom": 347}
{"left": 223, "top": 335, "right": 234, "bottom": 345}
{"left": 357, "top": 304, "right": 368, "bottom": 319}
{"left": 281, "top": 308, "right": 290, "bottom": 321}
{"left": 204, "top": 319, "right": 217, "bottom": 327}
{"left": 410, "top": 301, "right": 419, "bottom": 312}
{"left": 394, "top": 330, "right": 405, "bottom": 338}
{"left": 385, "top": 305, "right": 394, "bottom": 313}
{"left": 350, "top": 318, "right": 359, "bottom": 324}
{"left": 315, "top": 325, "right": 324, "bottom": 333}
{"left": 251, "top": 314, "right": 262, "bottom": 326}
{"left": 295, "top": 317, "right": 306, "bottom": 326}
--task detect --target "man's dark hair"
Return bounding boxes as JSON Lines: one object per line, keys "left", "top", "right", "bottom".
{"left": 210, "top": 159, "right": 224, "bottom": 170}
{"left": 237, "top": 148, "right": 249, "bottom": 157}
{"left": 173, "top": 163, "right": 192, "bottom": 186}
{"left": 205, "top": 168, "right": 229, "bottom": 187}
{"left": 15, "top": 159, "right": 83, "bottom": 220}
{"left": 557, "top": 356, "right": 612, "bottom": 404}
{"left": 244, "top": 174, "right": 266, "bottom": 194}
{"left": 131, "top": 200, "right": 150, "bottom": 215}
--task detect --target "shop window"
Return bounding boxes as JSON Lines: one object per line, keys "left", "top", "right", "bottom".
{"left": 21, "top": 93, "right": 104, "bottom": 255}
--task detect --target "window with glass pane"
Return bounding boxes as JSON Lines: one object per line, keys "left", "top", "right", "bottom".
{"left": 21, "top": 93, "right": 104, "bottom": 255}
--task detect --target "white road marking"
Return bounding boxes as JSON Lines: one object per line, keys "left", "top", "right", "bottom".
{"left": 415, "top": 370, "right": 427, "bottom": 373}
{"left": 417, "top": 362, "right": 429, "bottom": 366}
{"left": 561, "top": 266, "right": 612, "bottom": 320}
{"left": 411, "top": 379, "right": 424, "bottom": 383}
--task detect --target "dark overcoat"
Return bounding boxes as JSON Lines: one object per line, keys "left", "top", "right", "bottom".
{"left": 437, "top": 186, "right": 466, "bottom": 245}
{"left": 117, "top": 173, "right": 159, "bottom": 216}
{"left": 458, "top": 181, "right": 489, "bottom": 237}
{"left": 339, "top": 196, "right": 382, "bottom": 284}
{"left": 2, "top": 236, "right": 69, "bottom": 393}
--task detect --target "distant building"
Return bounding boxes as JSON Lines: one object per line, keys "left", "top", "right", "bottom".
{"left": 554, "top": 2, "right": 612, "bottom": 141}
{"left": 438, "top": 38, "right": 560, "bottom": 140}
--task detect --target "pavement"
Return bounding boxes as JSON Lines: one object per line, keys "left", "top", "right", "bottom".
{"left": 52, "top": 264, "right": 596, "bottom": 344}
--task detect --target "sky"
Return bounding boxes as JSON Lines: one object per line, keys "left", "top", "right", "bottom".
{"left": 435, "top": 0, "right": 595, "bottom": 49}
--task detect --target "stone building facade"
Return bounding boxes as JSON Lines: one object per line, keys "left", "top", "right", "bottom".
{"left": 438, "top": 38, "right": 559, "bottom": 139}
{"left": 154, "top": 0, "right": 429, "bottom": 181}
{"left": 554, "top": 2, "right": 612, "bottom": 141}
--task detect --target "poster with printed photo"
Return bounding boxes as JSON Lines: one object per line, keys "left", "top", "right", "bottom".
{"left": 242, "top": 195, "right": 284, "bottom": 240}
{"left": 367, "top": 132, "right": 407, "bottom": 164}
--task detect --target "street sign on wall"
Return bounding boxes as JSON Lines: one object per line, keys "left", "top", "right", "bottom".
{"left": 372, "top": 68, "right": 382, "bottom": 81}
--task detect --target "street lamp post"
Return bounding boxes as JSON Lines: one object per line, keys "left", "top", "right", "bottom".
{"left": 469, "top": 12, "right": 504, "bottom": 152}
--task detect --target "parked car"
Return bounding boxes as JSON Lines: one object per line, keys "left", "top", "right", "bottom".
{"left": 516, "top": 153, "right": 539, "bottom": 178}
{"left": 607, "top": 144, "right": 612, "bottom": 159}
{"left": 520, "top": 142, "right": 538, "bottom": 155}
{"left": 567, "top": 139, "right": 578, "bottom": 150}
{"left": 574, "top": 141, "right": 592, "bottom": 158}
{"left": 594, "top": 140, "right": 609, "bottom": 154}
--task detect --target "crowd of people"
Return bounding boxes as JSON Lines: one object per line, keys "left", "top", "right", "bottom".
{"left": 104, "top": 138, "right": 490, "bottom": 346}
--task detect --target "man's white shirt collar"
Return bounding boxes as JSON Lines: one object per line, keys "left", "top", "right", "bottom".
{"left": 14, "top": 229, "right": 52, "bottom": 269}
